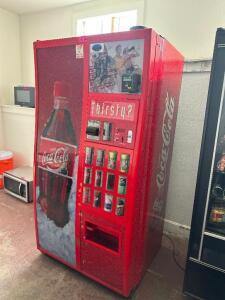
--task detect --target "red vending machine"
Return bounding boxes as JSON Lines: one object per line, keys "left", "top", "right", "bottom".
{"left": 34, "top": 28, "right": 183, "bottom": 297}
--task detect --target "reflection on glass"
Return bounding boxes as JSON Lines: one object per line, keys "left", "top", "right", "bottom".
{"left": 207, "top": 95, "right": 225, "bottom": 235}
{"left": 118, "top": 176, "right": 127, "bottom": 195}
{"left": 85, "top": 147, "right": 94, "bottom": 164}
{"left": 84, "top": 168, "right": 92, "bottom": 184}
{"left": 83, "top": 187, "right": 90, "bottom": 204}
{"left": 95, "top": 170, "right": 103, "bottom": 187}
{"left": 116, "top": 198, "right": 125, "bottom": 216}
{"left": 96, "top": 149, "right": 104, "bottom": 167}
{"left": 93, "top": 191, "right": 101, "bottom": 208}
{"left": 106, "top": 173, "right": 115, "bottom": 191}
{"left": 104, "top": 194, "right": 113, "bottom": 212}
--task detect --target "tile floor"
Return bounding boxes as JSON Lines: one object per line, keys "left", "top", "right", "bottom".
{"left": 0, "top": 190, "right": 192, "bottom": 300}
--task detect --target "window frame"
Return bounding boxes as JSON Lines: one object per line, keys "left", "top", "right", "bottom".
{"left": 72, "top": 0, "right": 145, "bottom": 36}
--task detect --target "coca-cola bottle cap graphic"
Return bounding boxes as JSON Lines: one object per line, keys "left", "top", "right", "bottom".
{"left": 42, "top": 80, "right": 76, "bottom": 145}
{"left": 54, "top": 81, "right": 72, "bottom": 99}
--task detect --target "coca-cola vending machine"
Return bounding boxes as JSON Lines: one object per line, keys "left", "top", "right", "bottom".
{"left": 34, "top": 28, "right": 183, "bottom": 297}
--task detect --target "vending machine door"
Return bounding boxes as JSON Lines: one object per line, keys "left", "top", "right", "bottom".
{"left": 187, "top": 46, "right": 225, "bottom": 268}
{"left": 184, "top": 28, "right": 225, "bottom": 299}
{"left": 34, "top": 39, "right": 84, "bottom": 267}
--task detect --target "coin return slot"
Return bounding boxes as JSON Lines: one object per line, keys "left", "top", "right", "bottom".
{"left": 85, "top": 222, "right": 119, "bottom": 252}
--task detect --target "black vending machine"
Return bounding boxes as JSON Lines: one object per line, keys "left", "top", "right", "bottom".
{"left": 184, "top": 28, "right": 225, "bottom": 299}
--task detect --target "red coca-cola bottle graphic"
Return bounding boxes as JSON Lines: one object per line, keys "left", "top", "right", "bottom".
{"left": 38, "top": 81, "right": 77, "bottom": 227}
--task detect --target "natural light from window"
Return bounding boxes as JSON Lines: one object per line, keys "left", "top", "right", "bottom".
{"left": 76, "top": 10, "right": 137, "bottom": 36}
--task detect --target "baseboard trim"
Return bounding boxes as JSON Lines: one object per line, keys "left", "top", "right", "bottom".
{"left": 163, "top": 218, "right": 190, "bottom": 239}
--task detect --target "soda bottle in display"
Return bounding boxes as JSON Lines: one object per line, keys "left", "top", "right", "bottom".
{"left": 38, "top": 81, "right": 77, "bottom": 228}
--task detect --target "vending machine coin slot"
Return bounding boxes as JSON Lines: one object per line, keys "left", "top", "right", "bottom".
{"left": 127, "top": 130, "right": 133, "bottom": 144}
{"left": 106, "top": 173, "right": 115, "bottom": 191}
{"left": 86, "top": 120, "right": 100, "bottom": 140}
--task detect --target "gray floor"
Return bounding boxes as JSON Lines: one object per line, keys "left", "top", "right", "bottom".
{"left": 0, "top": 190, "right": 191, "bottom": 300}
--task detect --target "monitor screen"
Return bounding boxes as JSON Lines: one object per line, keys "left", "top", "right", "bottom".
{"left": 17, "top": 90, "right": 31, "bottom": 103}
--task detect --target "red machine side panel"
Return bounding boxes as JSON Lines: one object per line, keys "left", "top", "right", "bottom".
{"left": 142, "top": 37, "right": 184, "bottom": 272}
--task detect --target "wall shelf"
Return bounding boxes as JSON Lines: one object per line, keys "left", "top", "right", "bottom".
{"left": 1, "top": 105, "right": 35, "bottom": 117}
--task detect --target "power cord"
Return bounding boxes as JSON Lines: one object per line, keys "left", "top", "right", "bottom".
{"left": 163, "top": 233, "right": 185, "bottom": 272}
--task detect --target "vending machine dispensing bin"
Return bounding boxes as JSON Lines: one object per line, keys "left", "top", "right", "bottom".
{"left": 33, "top": 28, "right": 183, "bottom": 297}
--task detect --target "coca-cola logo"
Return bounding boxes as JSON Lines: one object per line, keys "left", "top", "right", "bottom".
{"left": 156, "top": 93, "right": 175, "bottom": 190}
{"left": 41, "top": 147, "right": 69, "bottom": 171}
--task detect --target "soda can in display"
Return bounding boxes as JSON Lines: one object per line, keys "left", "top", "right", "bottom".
{"left": 116, "top": 198, "right": 125, "bottom": 216}
{"left": 84, "top": 168, "right": 92, "bottom": 184}
{"left": 120, "top": 154, "right": 130, "bottom": 173}
{"left": 104, "top": 194, "right": 113, "bottom": 212}
{"left": 103, "top": 122, "right": 112, "bottom": 141}
{"left": 108, "top": 151, "right": 117, "bottom": 169}
{"left": 118, "top": 176, "right": 127, "bottom": 195}
{"left": 85, "top": 147, "right": 94, "bottom": 164}
{"left": 95, "top": 170, "right": 103, "bottom": 187}
{"left": 83, "top": 187, "right": 90, "bottom": 204}
{"left": 96, "top": 149, "right": 104, "bottom": 167}
{"left": 93, "top": 191, "right": 101, "bottom": 208}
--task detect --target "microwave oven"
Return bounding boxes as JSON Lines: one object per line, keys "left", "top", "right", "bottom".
{"left": 3, "top": 166, "right": 33, "bottom": 203}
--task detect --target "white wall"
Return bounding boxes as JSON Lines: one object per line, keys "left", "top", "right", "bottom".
{"left": 165, "top": 64, "right": 210, "bottom": 234}
{"left": 0, "top": 8, "right": 21, "bottom": 104}
{"left": 144, "top": 0, "right": 225, "bottom": 59}
{"left": 0, "top": 8, "right": 21, "bottom": 148}
{"left": 1, "top": 106, "right": 34, "bottom": 167}
{"left": 20, "top": 0, "right": 144, "bottom": 85}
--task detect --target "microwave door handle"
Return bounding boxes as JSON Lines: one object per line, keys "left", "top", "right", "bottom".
{"left": 19, "top": 183, "right": 22, "bottom": 196}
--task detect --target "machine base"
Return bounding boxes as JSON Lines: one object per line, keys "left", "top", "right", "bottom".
{"left": 184, "top": 259, "right": 225, "bottom": 300}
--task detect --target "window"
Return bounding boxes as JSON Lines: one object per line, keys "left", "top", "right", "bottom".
{"left": 76, "top": 10, "right": 137, "bottom": 36}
